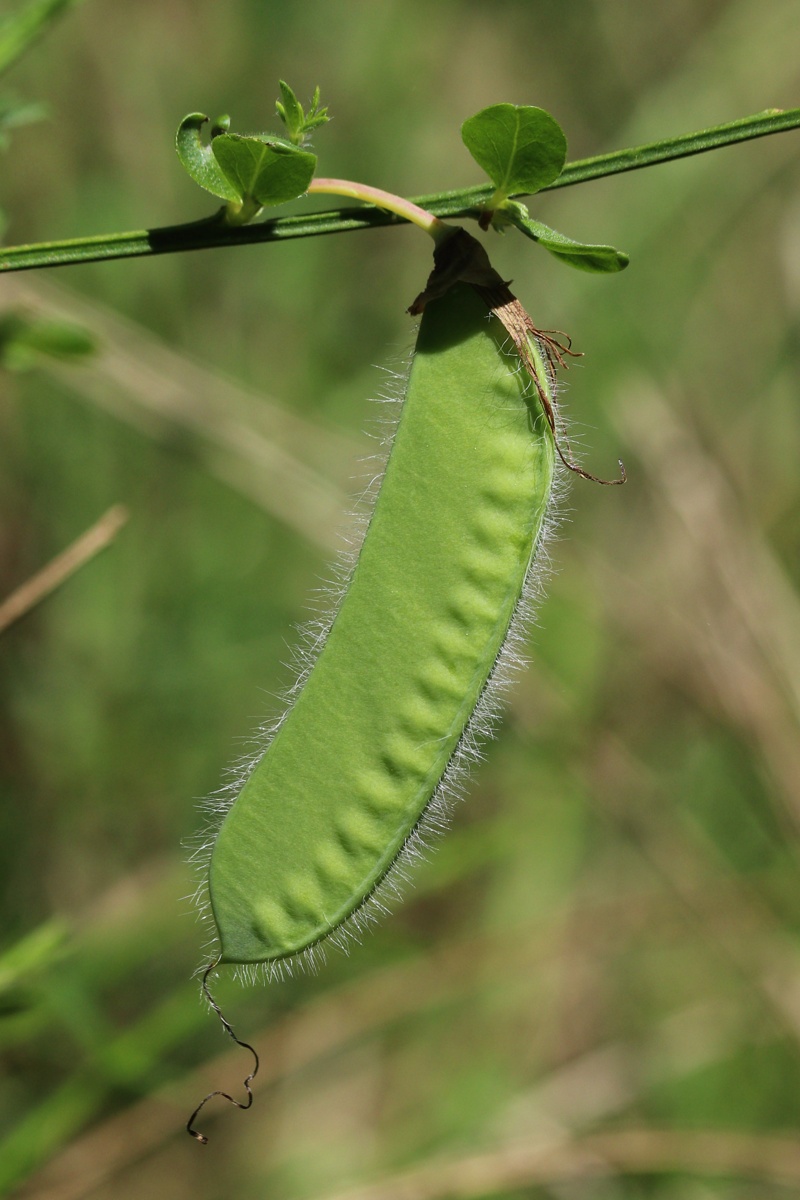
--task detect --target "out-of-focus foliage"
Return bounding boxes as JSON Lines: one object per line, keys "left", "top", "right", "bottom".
{"left": 0, "top": 0, "right": 83, "bottom": 78}
{"left": 0, "top": 309, "right": 95, "bottom": 369}
{"left": 0, "top": 0, "right": 84, "bottom": 232}
{"left": 1, "top": 1, "right": 800, "bottom": 1197}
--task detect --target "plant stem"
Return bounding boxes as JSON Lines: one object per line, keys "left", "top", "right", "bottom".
{"left": 1, "top": 107, "right": 798, "bottom": 274}
{"left": 308, "top": 178, "right": 449, "bottom": 241}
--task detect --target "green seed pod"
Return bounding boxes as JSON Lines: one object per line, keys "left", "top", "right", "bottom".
{"left": 199, "top": 278, "right": 558, "bottom": 973}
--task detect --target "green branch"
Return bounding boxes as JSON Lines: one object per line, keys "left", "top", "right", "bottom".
{"left": 1, "top": 107, "right": 798, "bottom": 274}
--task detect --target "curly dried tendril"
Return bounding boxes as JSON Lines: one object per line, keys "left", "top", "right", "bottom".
{"left": 186, "top": 960, "right": 259, "bottom": 1144}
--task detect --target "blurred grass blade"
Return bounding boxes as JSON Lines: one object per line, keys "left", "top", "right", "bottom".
{"left": 0, "top": 309, "right": 95, "bottom": 369}
{"left": 0, "top": 504, "right": 128, "bottom": 634}
{"left": 0, "top": 921, "right": 70, "bottom": 999}
{"left": 0, "top": 95, "right": 47, "bottom": 146}
{"left": 0, "top": 273, "right": 358, "bottom": 548}
{"left": 309, "top": 1130, "right": 800, "bottom": 1199}
{"left": 0, "top": 0, "right": 84, "bottom": 79}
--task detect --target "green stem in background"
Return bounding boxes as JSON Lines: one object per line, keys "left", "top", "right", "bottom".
{"left": 0, "top": 0, "right": 84, "bottom": 80}
{"left": 0, "top": 107, "right": 798, "bottom": 273}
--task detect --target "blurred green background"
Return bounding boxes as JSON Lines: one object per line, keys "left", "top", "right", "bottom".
{"left": 1, "top": 0, "right": 800, "bottom": 1196}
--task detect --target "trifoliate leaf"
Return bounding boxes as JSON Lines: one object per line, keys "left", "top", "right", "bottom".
{"left": 210, "top": 133, "right": 316, "bottom": 207}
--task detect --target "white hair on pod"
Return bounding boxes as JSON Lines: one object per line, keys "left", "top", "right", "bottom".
{"left": 187, "top": 314, "right": 566, "bottom": 985}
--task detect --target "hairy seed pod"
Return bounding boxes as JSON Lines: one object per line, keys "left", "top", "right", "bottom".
{"left": 202, "top": 279, "right": 558, "bottom": 971}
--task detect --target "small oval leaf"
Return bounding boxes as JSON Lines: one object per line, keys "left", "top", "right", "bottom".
{"left": 510, "top": 210, "right": 629, "bottom": 273}
{"left": 462, "top": 104, "right": 567, "bottom": 198}
{"left": 544, "top": 242, "right": 629, "bottom": 273}
{"left": 210, "top": 133, "right": 316, "bottom": 207}
{"left": 176, "top": 113, "right": 241, "bottom": 202}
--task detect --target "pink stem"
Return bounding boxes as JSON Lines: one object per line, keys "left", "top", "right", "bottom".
{"left": 307, "top": 178, "right": 449, "bottom": 241}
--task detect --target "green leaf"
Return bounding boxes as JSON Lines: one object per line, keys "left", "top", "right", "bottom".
{"left": 0, "top": 311, "right": 96, "bottom": 370}
{"left": 276, "top": 80, "right": 304, "bottom": 143}
{"left": 175, "top": 113, "right": 240, "bottom": 202}
{"left": 211, "top": 133, "right": 316, "bottom": 207}
{"left": 462, "top": 103, "right": 567, "bottom": 199}
{"left": 276, "top": 80, "right": 329, "bottom": 146}
{"left": 504, "top": 203, "right": 628, "bottom": 273}
{"left": 303, "top": 87, "right": 330, "bottom": 134}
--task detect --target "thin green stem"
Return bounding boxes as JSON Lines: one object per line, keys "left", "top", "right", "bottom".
{"left": 1, "top": 107, "right": 798, "bottom": 274}
{"left": 552, "top": 106, "right": 800, "bottom": 188}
